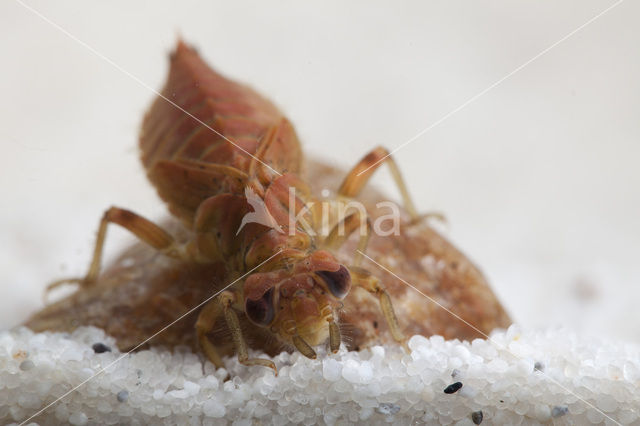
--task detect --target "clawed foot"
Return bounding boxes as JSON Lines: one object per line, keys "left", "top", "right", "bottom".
{"left": 43, "top": 277, "right": 91, "bottom": 304}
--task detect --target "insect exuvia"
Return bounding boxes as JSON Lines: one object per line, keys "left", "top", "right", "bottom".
{"left": 32, "top": 40, "right": 511, "bottom": 374}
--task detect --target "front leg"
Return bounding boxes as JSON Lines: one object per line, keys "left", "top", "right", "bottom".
{"left": 195, "top": 298, "right": 226, "bottom": 370}
{"left": 197, "top": 290, "right": 278, "bottom": 375}
{"left": 349, "top": 266, "right": 408, "bottom": 350}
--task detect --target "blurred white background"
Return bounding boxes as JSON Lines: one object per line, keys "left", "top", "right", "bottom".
{"left": 1, "top": 1, "right": 639, "bottom": 341}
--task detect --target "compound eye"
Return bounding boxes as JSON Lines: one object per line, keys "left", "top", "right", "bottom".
{"left": 245, "top": 287, "right": 275, "bottom": 326}
{"left": 317, "top": 266, "right": 351, "bottom": 299}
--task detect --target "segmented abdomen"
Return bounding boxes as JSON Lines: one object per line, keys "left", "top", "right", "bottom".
{"left": 139, "top": 41, "right": 302, "bottom": 224}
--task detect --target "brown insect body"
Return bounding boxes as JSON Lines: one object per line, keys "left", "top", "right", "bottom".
{"left": 26, "top": 41, "right": 511, "bottom": 371}
{"left": 140, "top": 42, "right": 362, "bottom": 363}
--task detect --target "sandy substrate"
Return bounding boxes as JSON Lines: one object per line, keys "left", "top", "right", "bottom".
{"left": 1, "top": 325, "right": 638, "bottom": 425}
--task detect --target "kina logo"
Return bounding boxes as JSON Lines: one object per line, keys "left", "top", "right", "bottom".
{"left": 237, "top": 187, "right": 284, "bottom": 235}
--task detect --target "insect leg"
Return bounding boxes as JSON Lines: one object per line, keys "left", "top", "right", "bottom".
{"left": 323, "top": 210, "right": 372, "bottom": 267}
{"left": 219, "top": 290, "right": 278, "bottom": 375}
{"left": 341, "top": 146, "right": 447, "bottom": 229}
{"left": 46, "top": 207, "right": 182, "bottom": 295}
{"left": 338, "top": 146, "right": 418, "bottom": 218}
{"left": 349, "top": 266, "right": 408, "bottom": 350}
{"left": 195, "top": 298, "right": 226, "bottom": 370}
